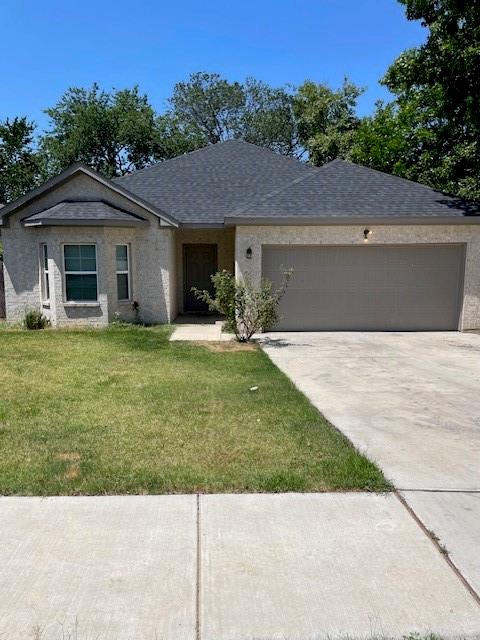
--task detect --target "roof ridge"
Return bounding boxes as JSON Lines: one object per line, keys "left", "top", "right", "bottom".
{"left": 230, "top": 166, "right": 319, "bottom": 216}
{"left": 116, "top": 139, "right": 310, "bottom": 182}
{"left": 319, "top": 157, "right": 459, "bottom": 198}
{"left": 22, "top": 198, "right": 149, "bottom": 223}
{"left": 114, "top": 143, "right": 220, "bottom": 181}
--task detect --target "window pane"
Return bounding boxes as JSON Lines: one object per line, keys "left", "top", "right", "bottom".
{"left": 80, "top": 257, "right": 97, "bottom": 271}
{"left": 116, "top": 245, "right": 128, "bottom": 271}
{"left": 65, "top": 256, "right": 82, "bottom": 271}
{"left": 64, "top": 245, "right": 96, "bottom": 272}
{"left": 43, "top": 245, "right": 48, "bottom": 271}
{"left": 45, "top": 275, "right": 50, "bottom": 301}
{"left": 117, "top": 273, "right": 129, "bottom": 300}
{"left": 64, "top": 245, "right": 80, "bottom": 259}
{"left": 66, "top": 274, "right": 97, "bottom": 301}
{"left": 80, "top": 245, "right": 96, "bottom": 259}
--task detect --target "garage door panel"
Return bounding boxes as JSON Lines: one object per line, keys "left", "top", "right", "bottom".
{"left": 262, "top": 245, "right": 464, "bottom": 331}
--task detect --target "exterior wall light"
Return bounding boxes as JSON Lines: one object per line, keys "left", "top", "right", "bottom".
{"left": 363, "top": 229, "right": 373, "bottom": 242}
{"left": 246, "top": 247, "right": 253, "bottom": 259}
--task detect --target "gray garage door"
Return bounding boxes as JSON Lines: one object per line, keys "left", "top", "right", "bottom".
{"left": 262, "top": 244, "right": 465, "bottom": 331}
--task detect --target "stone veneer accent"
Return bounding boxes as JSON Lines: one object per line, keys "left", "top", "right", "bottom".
{"left": 235, "top": 224, "right": 480, "bottom": 330}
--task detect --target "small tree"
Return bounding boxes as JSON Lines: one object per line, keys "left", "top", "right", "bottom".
{"left": 193, "top": 269, "right": 292, "bottom": 342}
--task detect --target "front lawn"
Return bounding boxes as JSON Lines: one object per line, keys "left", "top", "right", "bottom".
{"left": 0, "top": 326, "right": 389, "bottom": 494}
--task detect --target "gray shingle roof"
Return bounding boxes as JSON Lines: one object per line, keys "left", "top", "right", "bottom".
{"left": 230, "top": 159, "right": 480, "bottom": 219}
{"left": 115, "top": 140, "right": 316, "bottom": 225}
{"left": 22, "top": 200, "right": 148, "bottom": 227}
{"left": 116, "top": 141, "right": 479, "bottom": 224}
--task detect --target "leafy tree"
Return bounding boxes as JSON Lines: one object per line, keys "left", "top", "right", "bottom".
{"left": 41, "top": 84, "right": 165, "bottom": 177}
{"left": 168, "top": 72, "right": 245, "bottom": 144}
{"left": 349, "top": 101, "right": 412, "bottom": 175}
{"left": 167, "top": 72, "right": 301, "bottom": 156}
{"left": 293, "top": 79, "right": 364, "bottom": 165}
{"left": 380, "top": 0, "right": 480, "bottom": 200}
{"left": 0, "top": 117, "right": 43, "bottom": 204}
{"left": 237, "top": 78, "right": 300, "bottom": 156}
{"left": 155, "top": 113, "right": 205, "bottom": 160}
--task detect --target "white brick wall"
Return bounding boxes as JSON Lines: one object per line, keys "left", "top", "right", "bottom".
{"left": 235, "top": 224, "right": 480, "bottom": 330}
{"left": 3, "top": 173, "right": 176, "bottom": 327}
{"left": 4, "top": 168, "right": 479, "bottom": 330}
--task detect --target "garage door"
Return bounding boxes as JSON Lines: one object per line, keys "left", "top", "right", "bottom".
{"left": 262, "top": 244, "right": 465, "bottom": 331}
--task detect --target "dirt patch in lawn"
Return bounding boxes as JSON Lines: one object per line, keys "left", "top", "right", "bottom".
{"left": 199, "top": 341, "right": 257, "bottom": 352}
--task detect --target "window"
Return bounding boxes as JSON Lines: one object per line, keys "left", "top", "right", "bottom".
{"left": 40, "top": 244, "right": 50, "bottom": 302}
{"left": 64, "top": 244, "right": 97, "bottom": 302}
{"left": 116, "top": 245, "right": 130, "bottom": 301}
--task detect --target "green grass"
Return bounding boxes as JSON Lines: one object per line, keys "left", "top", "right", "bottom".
{"left": 0, "top": 325, "right": 390, "bottom": 495}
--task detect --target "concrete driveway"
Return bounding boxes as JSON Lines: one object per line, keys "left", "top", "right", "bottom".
{"left": 260, "top": 331, "right": 480, "bottom": 597}
{"left": 260, "top": 332, "right": 480, "bottom": 491}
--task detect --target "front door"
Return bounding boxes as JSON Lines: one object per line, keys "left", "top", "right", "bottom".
{"left": 183, "top": 244, "right": 218, "bottom": 313}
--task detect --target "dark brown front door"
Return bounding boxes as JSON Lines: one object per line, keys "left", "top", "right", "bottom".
{"left": 183, "top": 244, "right": 218, "bottom": 312}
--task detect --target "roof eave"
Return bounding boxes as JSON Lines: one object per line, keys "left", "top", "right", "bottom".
{"left": 23, "top": 218, "right": 149, "bottom": 228}
{"left": 224, "top": 215, "right": 480, "bottom": 227}
{"left": 179, "top": 222, "right": 226, "bottom": 229}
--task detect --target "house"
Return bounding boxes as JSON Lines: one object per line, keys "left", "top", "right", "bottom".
{"left": 1, "top": 139, "right": 480, "bottom": 331}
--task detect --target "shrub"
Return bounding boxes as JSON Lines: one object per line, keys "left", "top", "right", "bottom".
{"left": 193, "top": 269, "right": 292, "bottom": 342}
{"left": 23, "top": 309, "right": 49, "bottom": 330}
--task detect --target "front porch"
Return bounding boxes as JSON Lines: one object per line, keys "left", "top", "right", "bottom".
{"left": 174, "top": 227, "right": 235, "bottom": 316}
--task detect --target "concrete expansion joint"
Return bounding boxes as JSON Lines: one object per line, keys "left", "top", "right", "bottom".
{"left": 394, "top": 490, "right": 480, "bottom": 608}
{"left": 399, "top": 488, "right": 480, "bottom": 493}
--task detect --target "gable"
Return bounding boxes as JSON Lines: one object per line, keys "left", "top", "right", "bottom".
{"left": 0, "top": 166, "right": 178, "bottom": 229}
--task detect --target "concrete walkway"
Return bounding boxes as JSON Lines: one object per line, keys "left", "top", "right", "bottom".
{"left": 260, "top": 331, "right": 480, "bottom": 602}
{"left": 1, "top": 494, "right": 479, "bottom": 640}
{"left": 170, "top": 318, "right": 233, "bottom": 341}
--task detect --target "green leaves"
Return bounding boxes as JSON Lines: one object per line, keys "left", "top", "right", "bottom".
{"left": 169, "top": 72, "right": 245, "bottom": 144}
{"left": 168, "top": 72, "right": 301, "bottom": 157}
{"left": 0, "top": 117, "right": 43, "bottom": 204}
{"left": 41, "top": 84, "right": 162, "bottom": 177}
{"left": 378, "top": 0, "right": 480, "bottom": 200}
{"left": 193, "top": 269, "right": 292, "bottom": 342}
{"left": 3, "top": 22, "right": 480, "bottom": 205}
{"left": 293, "top": 78, "right": 364, "bottom": 166}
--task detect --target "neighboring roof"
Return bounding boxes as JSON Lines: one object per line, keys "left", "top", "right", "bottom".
{"left": 226, "top": 159, "right": 480, "bottom": 223}
{"left": 0, "top": 164, "right": 178, "bottom": 227}
{"left": 115, "top": 139, "right": 316, "bottom": 226}
{"left": 22, "top": 201, "right": 149, "bottom": 227}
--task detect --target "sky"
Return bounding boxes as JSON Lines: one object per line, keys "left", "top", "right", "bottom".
{"left": 1, "top": 0, "right": 426, "bottom": 132}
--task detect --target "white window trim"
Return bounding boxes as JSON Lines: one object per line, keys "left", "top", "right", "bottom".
{"left": 39, "top": 243, "right": 50, "bottom": 305}
{"left": 62, "top": 243, "right": 99, "bottom": 303}
{"left": 116, "top": 244, "right": 131, "bottom": 302}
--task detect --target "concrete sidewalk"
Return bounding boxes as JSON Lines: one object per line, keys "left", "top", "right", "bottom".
{"left": 1, "top": 494, "right": 479, "bottom": 640}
